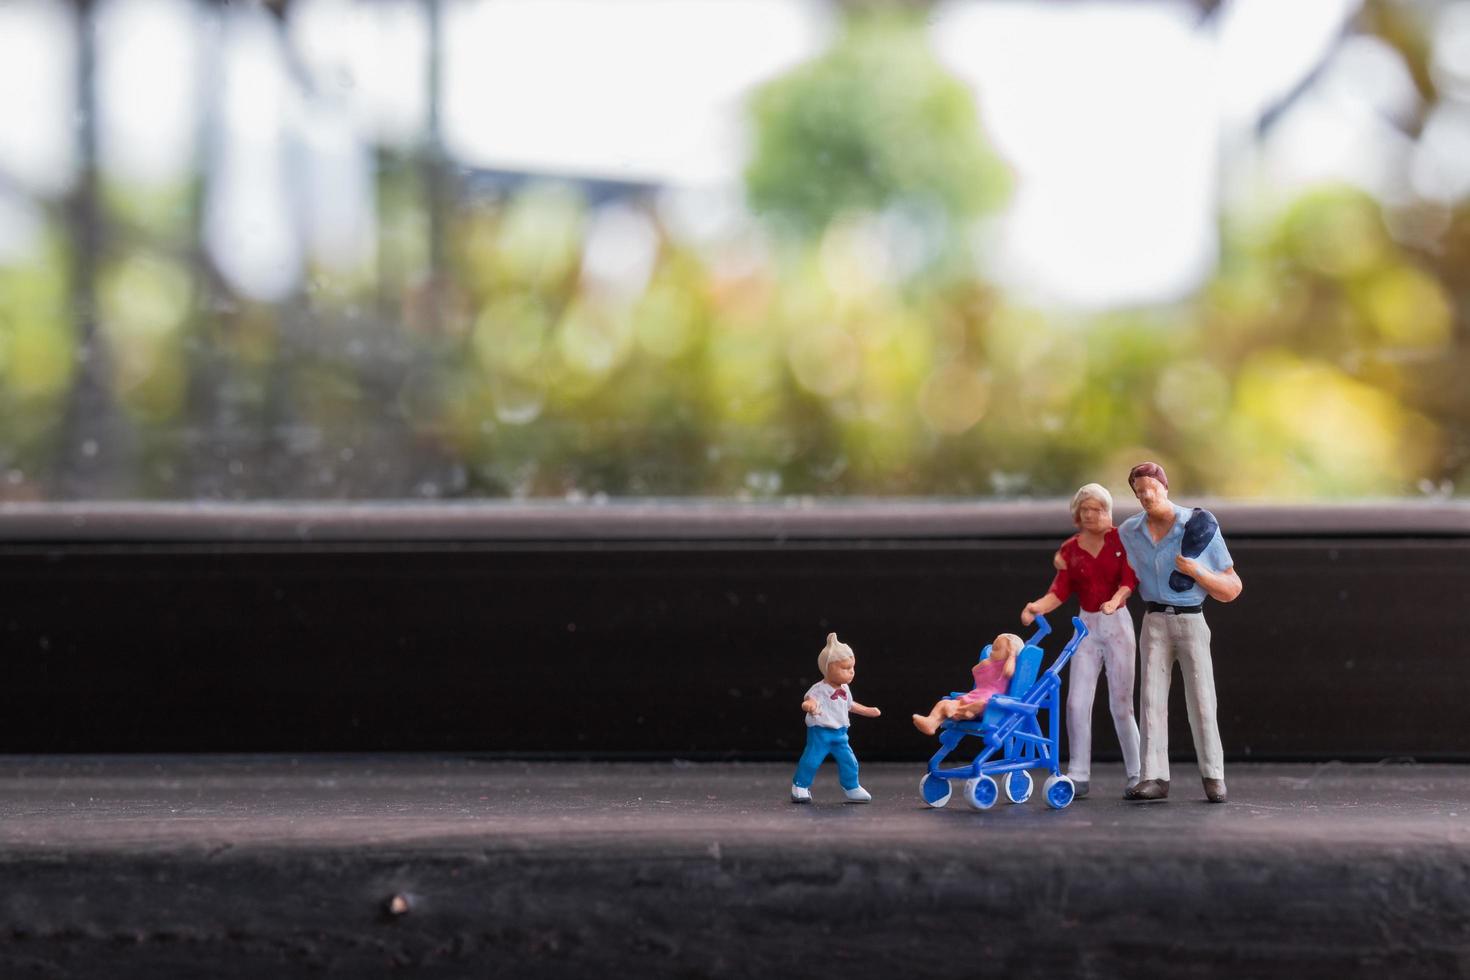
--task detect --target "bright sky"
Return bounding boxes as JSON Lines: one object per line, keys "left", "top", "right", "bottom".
{"left": 441, "top": 0, "right": 831, "bottom": 185}
{"left": 932, "top": 1, "right": 1220, "bottom": 308}
{"left": 0, "top": 0, "right": 1434, "bottom": 307}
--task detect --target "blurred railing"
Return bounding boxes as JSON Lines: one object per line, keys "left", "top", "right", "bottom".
{"left": 1, "top": 0, "right": 1466, "bottom": 504}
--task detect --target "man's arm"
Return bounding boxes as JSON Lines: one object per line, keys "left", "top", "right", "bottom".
{"left": 1174, "top": 557, "right": 1242, "bottom": 602}
{"left": 1051, "top": 534, "right": 1078, "bottom": 571}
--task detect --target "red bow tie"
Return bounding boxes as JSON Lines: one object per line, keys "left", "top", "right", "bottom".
{"left": 830, "top": 689, "right": 847, "bottom": 700}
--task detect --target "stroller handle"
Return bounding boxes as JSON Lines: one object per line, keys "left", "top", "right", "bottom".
{"left": 1046, "top": 616, "right": 1090, "bottom": 675}
{"left": 1026, "top": 613, "right": 1053, "bottom": 647}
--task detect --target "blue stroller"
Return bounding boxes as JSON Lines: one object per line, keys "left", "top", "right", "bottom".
{"left": 918, "top": 614, "right": 1089, "bottom": 811}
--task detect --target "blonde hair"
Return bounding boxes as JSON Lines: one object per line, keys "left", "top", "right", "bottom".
{"left": 994, "top": 633, "right": 1024, "bottom": 658}
{"left": 1070, "top": 483, "right": 1113, "bottom": 523}
{"left": 817, "top": 632, "right": 855, "bottom": 673}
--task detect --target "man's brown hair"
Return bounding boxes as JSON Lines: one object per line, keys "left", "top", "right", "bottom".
{"left": 1127, "top": 461, "right": 1169, "bottom": 491}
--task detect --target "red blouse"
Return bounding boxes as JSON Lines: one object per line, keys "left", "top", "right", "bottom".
{"left": 1048, "top": 528, "right": 1138, "bottom": 613}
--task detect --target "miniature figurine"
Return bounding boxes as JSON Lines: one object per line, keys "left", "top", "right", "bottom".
{"left": 1116, "top": 462, "right": 1242, "bottom": 804}
{"left": 792, "top": 633, "right": 880, "bottom": 804}
{"left": 917, "top": 616, "right": 1091, "bottom": 811}
{"left": 911, "top": 633, "right": 1022, "bottom": 736}
{"left": 1020, "top": 484, "right": 1140, "bottom": 800}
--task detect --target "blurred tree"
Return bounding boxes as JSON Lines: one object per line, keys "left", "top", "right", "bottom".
{"left": 5, "top": 0, "right": 1467, "bottom": 503}
{"left": 745, "top": 9, "right": 1009, "bottom": 243}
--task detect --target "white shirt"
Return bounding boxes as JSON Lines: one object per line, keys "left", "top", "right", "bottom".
{"left": 804, "top": 681, "right": 852, "bottom": 729}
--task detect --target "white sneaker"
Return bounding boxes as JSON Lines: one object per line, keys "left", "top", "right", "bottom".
{"left": 791, "top": 785, "right": 812, "bottom": 803}
{"left": 843, "top": 785, "right": 872, "bottom": 803}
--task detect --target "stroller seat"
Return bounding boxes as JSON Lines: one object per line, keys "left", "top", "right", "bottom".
{"left": 942, "top": 638, "right": 1046, "bottom": 734}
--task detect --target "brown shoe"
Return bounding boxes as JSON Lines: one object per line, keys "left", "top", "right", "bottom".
{"left": 1126, "top": 778, "right": 1169, "bottom": 801}
{"left": 1203, "top": 777, "right": 1227, "bottom": 803}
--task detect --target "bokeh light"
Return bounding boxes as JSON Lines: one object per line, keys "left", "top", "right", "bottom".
{"left": 0, "top": 0, "right": 1466, "bottom": 503}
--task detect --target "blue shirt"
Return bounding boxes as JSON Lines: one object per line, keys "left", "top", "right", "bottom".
{"left": 1118, "top": 503, "right": 1233, "bottom": 606}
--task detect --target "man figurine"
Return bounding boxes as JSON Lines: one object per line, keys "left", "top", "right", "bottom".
{"left": 1117, "top": 462, "right": 1242, "bottom": 803}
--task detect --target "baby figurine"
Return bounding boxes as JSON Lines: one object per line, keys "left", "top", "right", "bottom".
{"left": 791, "top": 633, "right": 881, "bottom": 804}
{"left": 911, "top": 633, "right": 1023, "bottom": 736}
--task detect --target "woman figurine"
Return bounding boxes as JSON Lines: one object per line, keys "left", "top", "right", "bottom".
{"left": 1020, "top": 484, "right": 1140, "bottom": 799}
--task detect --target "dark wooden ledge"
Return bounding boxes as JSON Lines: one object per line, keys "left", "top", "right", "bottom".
{"left": 2, "top": 499, "right": 1468, "bottom": 543}
{"left": 0, "top": 757, "right": 1464, "bottom": 979}
{"left": 0, "top": 500, "right": 1466, "bottom": 758}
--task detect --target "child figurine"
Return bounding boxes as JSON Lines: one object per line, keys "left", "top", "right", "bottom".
{"left": 911, "top": 633, "right": 1023, "bottom": 736}
{"left": 791, "top": 633, "right": 881, "bottom": 804}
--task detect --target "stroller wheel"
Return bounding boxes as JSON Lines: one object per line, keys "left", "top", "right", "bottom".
{"left": 920, "top": 772, "right": 952, "bottom": 808}
{"left": 1004, "top": 770, "right": 1034, "bottom": 804}
{"left": 963, "top": 775, "right": 999, "bottom": 810}
{"left": 1043, "top": 774, "right": 1076, "bottom": 810}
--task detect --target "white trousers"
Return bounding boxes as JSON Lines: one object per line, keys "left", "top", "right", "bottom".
{"left": 1139, "top": 611, "right": 1224, "bottom": 782}
{"left": 1065, "top": 608, "right": 1141, "bottom": 783}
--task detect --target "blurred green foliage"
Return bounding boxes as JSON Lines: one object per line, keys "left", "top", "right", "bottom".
{"left": 0, "top": 238, "right": 74, "bottom": 490}
{"left": 745, "top": 12, "right": 1009, "bottom": 242}
{"left": 0, "top": 6, "right": 1466, "bottom": 502}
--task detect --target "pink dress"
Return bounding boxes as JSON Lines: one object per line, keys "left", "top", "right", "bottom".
{"left": 959, "top": 657, "right": 1010, "bottom": 706}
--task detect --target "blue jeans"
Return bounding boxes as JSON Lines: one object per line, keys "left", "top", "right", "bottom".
{"left": 793, "top": 725, "right": 860, "bottom": 790}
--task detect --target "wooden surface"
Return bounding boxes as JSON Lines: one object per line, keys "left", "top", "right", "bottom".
{"left": 0, "top": 520, "right": 1466, "bottom": 758}
{"left": 0, "top": 756, "right": 1466, "bottom": 977}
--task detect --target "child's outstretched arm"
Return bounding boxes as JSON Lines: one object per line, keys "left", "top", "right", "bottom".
{"left": 801, "top": 697, "right": 820, "bottom": 715}
{"left": 849, "top": 701, "right": 881, "bottom": 718}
